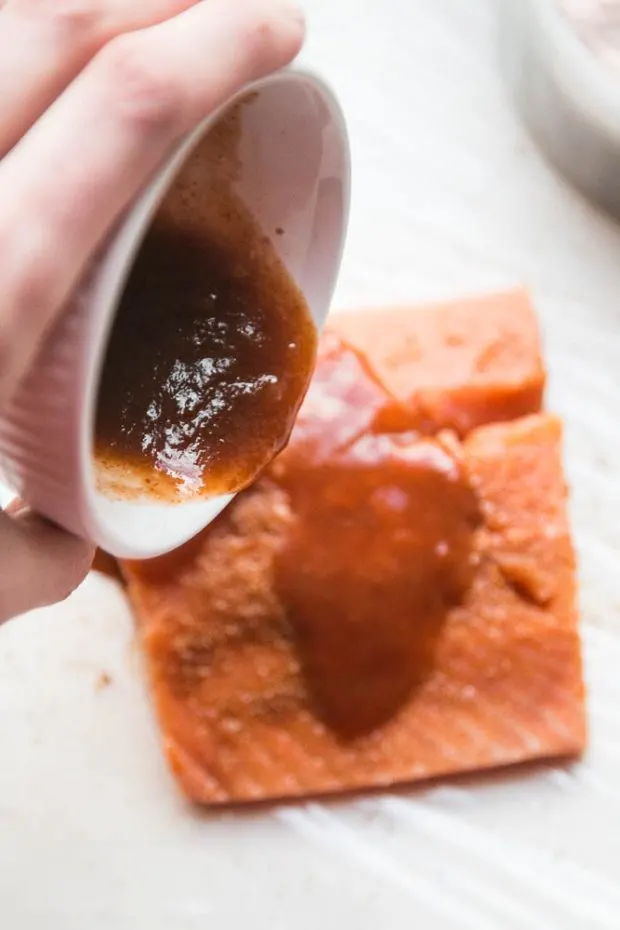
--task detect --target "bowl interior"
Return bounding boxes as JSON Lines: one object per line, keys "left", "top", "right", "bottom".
{"left": 85, "top": 72, "right": 350, "bottom": 559}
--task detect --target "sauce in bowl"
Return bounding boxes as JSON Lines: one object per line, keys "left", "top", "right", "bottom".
{"left": 94, "top": 101, "right": 317, "bottom": 503}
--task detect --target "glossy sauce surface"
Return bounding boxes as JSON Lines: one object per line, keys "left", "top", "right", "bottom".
{"left": 94, "top": 98, "right": 317, "bottom": 502}
{"left": 274, "top": 429, "right": 481, "bottom": 736}
{"left": 94, "top": 222, "right": 315, "bottom": 501}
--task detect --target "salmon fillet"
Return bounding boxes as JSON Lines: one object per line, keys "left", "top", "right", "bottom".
{"left": 121, "top": 297, "right": 583, "bottom": 804}
{"left": 328, "top": 290, "right": 545, "bottom": 435}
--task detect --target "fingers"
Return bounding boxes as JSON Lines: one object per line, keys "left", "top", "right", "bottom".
{"left": 0, "top": 0, "right": 304, "bottom": 405}
{"left": 0, "top": 0, "right": 201, "bottom": 157}
{"left": 0, "top": 505, "right": 94, "bottom": 623}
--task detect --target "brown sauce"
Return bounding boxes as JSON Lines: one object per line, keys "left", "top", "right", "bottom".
{"left": 269, "top": 332, "right": 399, "bottom": 474}
{"left": 93, "top": 98, "right": 317, "bottom": 502}
{"left": 270, "top": 341, "right": 482, "bottom": 736}
{"left": 274, "top": 433, "right": 480, "bottom": 737}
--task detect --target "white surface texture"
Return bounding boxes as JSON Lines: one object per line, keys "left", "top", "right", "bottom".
{"left": 3, "top": 1, "right": 620, "bottom": 926}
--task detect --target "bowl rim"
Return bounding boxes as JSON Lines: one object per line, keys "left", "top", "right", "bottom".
{"left": 508, "top": 0, "right": 620, "bottom": 134}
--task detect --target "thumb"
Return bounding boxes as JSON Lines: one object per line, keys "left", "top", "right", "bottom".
{"left": 0, "top": 501, "right": 93, "bottom": 623}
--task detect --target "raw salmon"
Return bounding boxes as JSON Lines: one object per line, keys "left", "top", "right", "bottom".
{"left": 328, "top": 290, "right": 545, "bottom": 435}
{"left": 121, "top": 297, "right": 584, "bottom": 804}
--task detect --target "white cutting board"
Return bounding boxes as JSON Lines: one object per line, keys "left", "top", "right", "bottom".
{"left": 3, "top": 1, "right": 620, "bottom": 926}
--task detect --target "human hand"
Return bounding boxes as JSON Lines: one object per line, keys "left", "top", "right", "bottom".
{"left": 0, "top": 0, "right": 304, "bottom": 623}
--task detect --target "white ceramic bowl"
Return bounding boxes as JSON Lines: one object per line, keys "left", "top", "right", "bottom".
{"left": 0, "top": 69, "right": 350, "bottom": 559}
{"left": 500, "top": 0, "right": 620, "bottom": 218}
